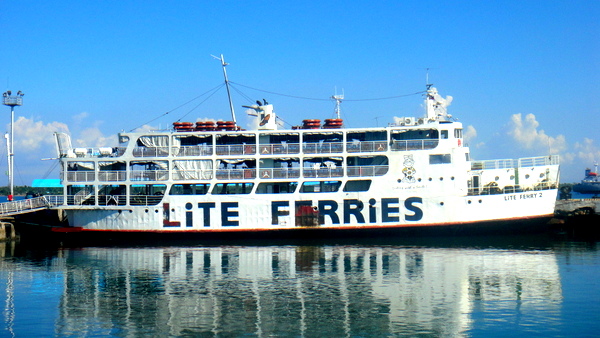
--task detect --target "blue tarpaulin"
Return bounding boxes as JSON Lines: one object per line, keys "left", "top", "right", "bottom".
{"left": 31, "top": 179, "right": 62, "bottom": 188}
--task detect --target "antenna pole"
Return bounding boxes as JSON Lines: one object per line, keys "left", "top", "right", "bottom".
{"left": 331, "top": 91, "right": 344, "bottom": 120}
{"left": 216, "top": 54, "right": 236, "bottom": 124}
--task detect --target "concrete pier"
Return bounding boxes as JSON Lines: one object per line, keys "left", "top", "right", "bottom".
{"left": 0, "top": 222, "right": 17, "bottom": 241}
{"left": 555, "top": 198, "right": 600, "bottom": 217}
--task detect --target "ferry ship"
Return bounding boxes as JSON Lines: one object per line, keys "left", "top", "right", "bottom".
{"left": 51, "top": 59, "right": 560, "bottom": 237}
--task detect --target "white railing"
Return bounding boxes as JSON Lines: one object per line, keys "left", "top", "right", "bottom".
{"left": 471, "top": 155, "right": 560, "bottom": 170}
{"left": 346, "top": 141, "right": 388, "bottom": 153}
{"left": 132, "top": 146, "right": 169, "bottom": 157}
{"left": 0, "top": 196, "right": 59, "bottom": 216}
{"left": 65, "top": 171, "right": 95, "bottom": 182}
{"left": 347, "top": 165, "right": 389, "bottom": 177}
{"left": 468, "top": 181, "right": 558, "bottom": 196}
{"left": 128, "top": 195, "right": 163, "bottom": 206}
{"left": 130, "top": 170, "right": 169, "bottom": 181}
{"left": 215, "top": 169, "right": 256, "bottom": 180}
{"left": 302, "top": 167, "right": 345, "bottom": 178}
{"left": 258, "top": 168, "right": 301, "bottom": 179}
{"left": 97, "top": 195, "right": 127, "bottom": 206}
{"left": 173, "top": 145, "right": 213, "bottom": 156}
{"left": 391, "top": 140, "right": 439, "bottom": 151}
{"left": 303, "top": 142, "right": 344, "bottom": 154}
{"left": 258, "top": 143, "right": 300, "bottom": 155}
{"left": 215, "top": 145, "right": 256, "bottom": 156}
{"left": 98, "top": 171, "right": 127, "bottom": 181}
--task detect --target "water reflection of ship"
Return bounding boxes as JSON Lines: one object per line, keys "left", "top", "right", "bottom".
{"left": 53, "top": 246, "right": 562, "bottom": 336}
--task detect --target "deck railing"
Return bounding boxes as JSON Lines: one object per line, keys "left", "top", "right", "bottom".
{"left": 130, "top": 170, "right": 169, "bottom": 181}
{"left": 173, "top": 145, "right": 213, "bottom": 156}
{"left": 132, "top": 146, "right": 169, "bottom": 157}
{"left": 258, "top": 143, "right": 300, "bottom": 155}
{"left": 302, "top": 167, "right": 345, "bottom": 179}
{"left": 346, "top": 141, "right": 388, "bottom": 153}
{"left": 98, "top": 171, "right": 127, "bottom": 181}
{"left": 468, "top": 181, "right": 557, "bottom": 196}
{"left": 65, "top": 171, "right": 95, "bottom": 182}
{"left": 258, "top": 168, "right": 301, "bottom": 179}
{"left": 215, "top": 144, "right": 257, "bottom": 156}
{"left": 391, "top": 140, "right": 439, "bottom": 151}
{"left": 471, "top": 155, "right": 560, "bottom": 170}
{"left": 347, "top": 165, "right": 389, "bottom": 177}
{"left": 215, "top": 169, "right": 256, "bottom": 180}
{"left": 303, "top": 142, "right": 344, "bottom": 154}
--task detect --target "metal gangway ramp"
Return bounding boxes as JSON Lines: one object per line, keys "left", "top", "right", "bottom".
{"left": 0, "top": 196, "right": 63, "bottom": 217}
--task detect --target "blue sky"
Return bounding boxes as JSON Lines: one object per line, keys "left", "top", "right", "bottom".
{"left": 1, "top": 0, "right": 598, "bottom": 185}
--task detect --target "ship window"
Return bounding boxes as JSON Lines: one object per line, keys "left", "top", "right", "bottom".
{"left": 347, "top": 156, "right": 389, "bottom": 177}
{"left": 66, "top": 185, "right": 95, "bottom": 205}
{"left": 343, "top": 180, "right": 372, "bottom": 192}
{"left": 441, "top": 130, "right": 448, "bottom": 139}
{"left": 169, "top": 184, "right": 210, "bottom": 195}
{"left": 391, "top": 129, "right": 439, "bottom": 140}
{"left": 454, "top": 129, "right": 463, "bottom": 138}
{"left": 98, "top": 185, "right": 127, "bottom": 206}
{"left": 390, "top": 129, "right": 439, "bottom": 151}
{"left": 212, "top": 183, "right": 254, "bottom": 195}
{"left": 130, "top": 184, "right": 166, "bottom": 206}
{"left": 300, "top": 181, "right": 341, "bottom": 193}
{"left": 256, "top": 182, "right": 298, "bottom": 194}
{"left": 429, "top": 154, "right": 452, "bottom": 164}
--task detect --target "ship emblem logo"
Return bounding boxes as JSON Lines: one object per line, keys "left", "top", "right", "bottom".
{"left": 402, "top": 155, "right": 417, "bottom": 183}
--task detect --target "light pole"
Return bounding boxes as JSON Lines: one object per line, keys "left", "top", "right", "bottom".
{"left": 2, "top": 90, "right": 23, "bottom": 200}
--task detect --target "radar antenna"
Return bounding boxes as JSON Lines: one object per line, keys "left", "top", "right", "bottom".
{"left": 331, "top": 89, "right": 344, "bottom": 120}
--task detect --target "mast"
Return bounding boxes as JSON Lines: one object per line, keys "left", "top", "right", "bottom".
{"left": 331, "top": 92, "right": 344, "bottom": 120}
{"left": 213, "top": 54, "right": 237, "bottom": 124}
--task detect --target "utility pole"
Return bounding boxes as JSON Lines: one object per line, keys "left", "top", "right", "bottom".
{"left": 2, "top": 90, "right": 24, "bottom": 200}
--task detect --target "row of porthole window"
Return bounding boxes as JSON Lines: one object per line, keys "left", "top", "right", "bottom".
{"left": 398, "top": 176, "right": 456, "bottom": 183}
{"left": 494, "top": 173, "right": 544, "bottom": 181}
{"left": 117, "top": 209, "right": 161, "bottom": 214}
{"left": 438, "top": 200, "right": 484, "bottom": 206}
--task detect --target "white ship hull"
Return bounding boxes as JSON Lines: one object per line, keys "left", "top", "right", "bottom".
{"left": 62, "top": 169, "right": 558, "bottom": 235}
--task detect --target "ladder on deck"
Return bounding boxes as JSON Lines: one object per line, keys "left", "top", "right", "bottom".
{"left": 0, "top": 196, "right": 63, "bottom": 217}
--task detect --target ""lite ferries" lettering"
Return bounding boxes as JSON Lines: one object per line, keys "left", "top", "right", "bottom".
{"left": 164, "top": 197, "right": 423, "bottom": 228}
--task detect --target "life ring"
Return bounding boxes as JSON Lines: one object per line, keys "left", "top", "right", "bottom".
{"left": 262, "top": 170, "right": 270, "bottom": 178}
{"left": 458, "top": 139, "right": 462, "bottom": 147}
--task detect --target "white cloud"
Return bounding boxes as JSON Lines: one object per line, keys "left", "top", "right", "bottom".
{"left": 72, "top": 112, "right": 89, "bottom": 125}
{"left": 73, "top": 127, "right": 117, "bottom": 148}
{"left": 463, "top": 125, "right": 483, "bottom": 147}
{"left": 504, "top": 113, "right": 600, "bottom": 182}
{"left": 507, "top": 113, "right": 567, "bottom": 155}
{"left": 12, "top": 116, "right": 70, "bottom": 151}
{"left": 571, "top": 138, "right": 600, "bottom": 165}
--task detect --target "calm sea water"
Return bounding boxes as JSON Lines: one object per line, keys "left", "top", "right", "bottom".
{"left": 0, "top": 232, "right": 598, "bottom": 337}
